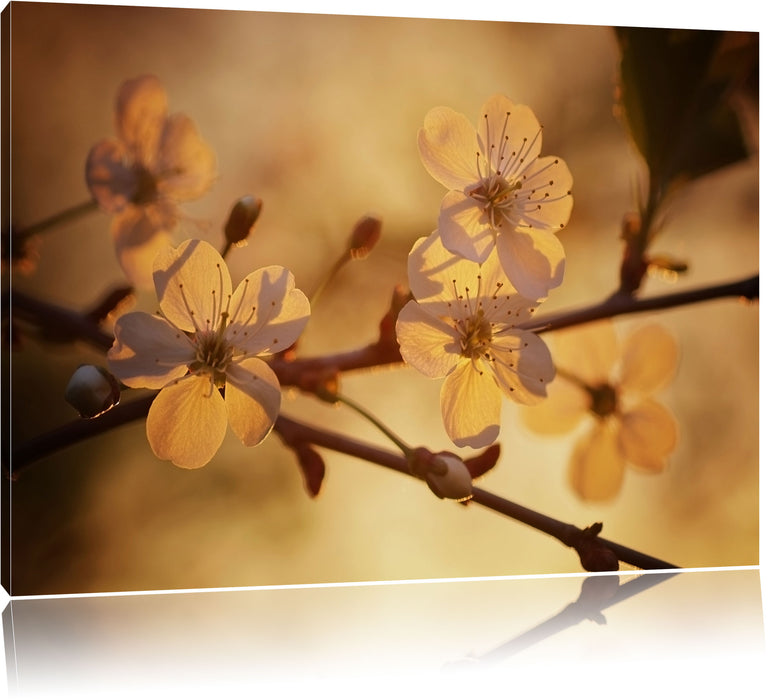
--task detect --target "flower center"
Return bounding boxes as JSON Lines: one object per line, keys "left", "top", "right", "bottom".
{"left": 189, "top": 315, "right": 234, "bottom": 387}
{"left": 131, "top": 165, "right": 159, "bottom": 205}
{"left": 460, "top": 310, "right": 493, "bottom": 359}
{"left": 589, "top": 382, "right": 618, "bottom": 418}
{"left": 467, "top": 175, "right": 522, "bottom": 230}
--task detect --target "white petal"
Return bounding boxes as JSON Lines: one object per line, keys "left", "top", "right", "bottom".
{"left": 115, "top": 75, "right": 168, "bottom": 167}
{"left": 85, "top": 139, "right": 138, "bottom": 212}
{"left": 477, "top": 97, "right": 543, "bottom": 177}
{"left": 225, "top": 357, "right": 281, "bottom": 446}
{"left": 438, "top": 190, "right": 496, "bottom": 263}
{"left": 395, "top": 301, "right": 460, "bottom": 378}
{"left": 489, "top": 329, "right": 555, "bottom": 404}
{"left": 568, "top": 420, "right": 625, "bottom": 501}
{"left": 146, "top": 374, "right": 227, "bottom": 469}
{"left": 418, "top": 106, "right": 480, "bottom": 190}
{"left": 440, "top": 360, "right": 501, "bottom": 448}
{"left": 515, "top": 156, "right": 574, "bottom": 232}
{"left": 225, "top": 266, "right": 310, "bottom": 355}
{"left": 108, "top": 311, "right": 194, "bottom": 388}
{"left": 155, "top": 113, "right": 217, "bottom": 201}
{"left": 619, "top": 325, "right": 678, "bottom": 396}
{"left": 495, "top": 228, "right": 565, "bottom": 301}
{"left": 618, "top": 399, "right": 678, "bottom": 472}
{"left": 153, "top": 239, "right": 233, "bottom": 333}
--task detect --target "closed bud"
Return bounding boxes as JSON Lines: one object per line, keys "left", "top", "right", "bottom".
{"left": 65, "top": 365, "right": 121, "bottom": 419}
{"left": 348, "top": 215, "right": 381, "bottom": 259}
{"left": 426, "top": 453, "right": 473, "bottom": 502}
{"left": 224, "top": 195, "right": 262, "bottom": 245}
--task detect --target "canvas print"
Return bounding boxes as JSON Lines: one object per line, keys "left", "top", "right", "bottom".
{"left": 1, "top": 3, "right": 759, "bottom": 596}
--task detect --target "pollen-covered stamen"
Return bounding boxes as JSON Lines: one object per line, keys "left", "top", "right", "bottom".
{"left": 589, "top": 382, "right": 618, "bottom": 418}
{"left": 459, "top": 309, "right": 493, "bottom": 359}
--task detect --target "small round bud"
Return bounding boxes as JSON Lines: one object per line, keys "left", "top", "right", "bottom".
{"left": 426, "top": 453, "right": 473, "bottom": 502}
{"left": 65, "top": 365, "right": 121, "bottom": 419}
{"left": 348, "top": 215, "right": 381, "bottom": 259}
{"left": 224, "top": 195, "right": 262, "bottom": 245}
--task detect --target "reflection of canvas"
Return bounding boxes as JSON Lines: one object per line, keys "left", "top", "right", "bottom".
{"left": 3, "top": 4, "right": 759, "bottom": 597}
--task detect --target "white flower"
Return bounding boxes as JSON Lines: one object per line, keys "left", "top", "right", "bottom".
{"left": 107, "top": 239, "right": 310, "bottom": 469}
{"left": 395, "top": 231, "right": 555, "bottom": 449}
{"left": 521, "top": 321, "right": 679, "bottom": 501}
{"left": 86, "top": 75, "right": 217, "bottom": 288}
{"left": 418, "top": 94, "right": 573, "bottom": 301}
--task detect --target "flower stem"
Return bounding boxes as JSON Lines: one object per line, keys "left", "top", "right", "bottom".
{"left": 308, "top": 250, "right": 352, "bottom": 309}
{"left": 13, "top": 199, "right": 99, "bottom": 242}
{"left": 323, "top": 391, "right": 414, "bottom": 458}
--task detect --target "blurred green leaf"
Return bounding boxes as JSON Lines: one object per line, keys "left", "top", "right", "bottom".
{"left": 615, "top": 27, "right": 751, "bottom": 188}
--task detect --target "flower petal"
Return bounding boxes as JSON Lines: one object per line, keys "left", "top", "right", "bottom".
{"left": 396, "top": 300, "right": 460, "bottom": 378}
{"left": 495, "top": 227, "right": 565, "bottom": 301}
{"left": 115, "top": 75, "right": 168, "bottom": 167}
{"left": 418, "top": 105, "right": 480, "bottom": 190}
{"left": 440, "top": 360, "right": 501, "bottom": 448}
{"left": 155, "top": 113, "right": 217, "bottom": 202}
{"left": 110, "top": 205, "right": 176, "bottom": 289}
{"left": 477, "top": 97, "right": 543, "bottom": 176}
{"left": 225, "top": 266, "right": 310, "bottom": 355}
{"left": 146, "top": 374, "right": 228, "bottom": 469}
{"left": 85, "top": 139, "right": 138, "bottom": 212}
{"left": 516, "top": 156, "right": 574, "bottom": 232}
{"left": 554, "top": 321, "right": 619, "bottom": 387}
{"left": 225, "top": 357, "right": 281, "bottom": 446}
{"left": 568, "top": 420, "right": 625, "bottom": 501}
{"left": 489, "top": 329, "right": 555, "bottom": 404}
{"left": 438, "top": 190, "right": 496, "bottom": 263}
{"left": 520, "top": 377, "right": 589, "bottom": 435}
{"left": 618, "top": 399, "right": 678, "bottom": 472}
{"left": 153, "top": 239, "right": 233, "bottom": 333}
{"left": 108, "top": 311, "right": 195, "bottom": 388}
{"left": 619, "top": 325, "right": 679, "bottom": 396}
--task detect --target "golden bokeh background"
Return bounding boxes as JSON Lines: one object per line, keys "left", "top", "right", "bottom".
{"left": 8, "top": 3, "right": 759, "bottom": 594}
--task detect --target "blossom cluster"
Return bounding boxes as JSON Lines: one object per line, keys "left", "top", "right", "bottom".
{"left": 396, "top": 95, "right": 573, "bottom": 448}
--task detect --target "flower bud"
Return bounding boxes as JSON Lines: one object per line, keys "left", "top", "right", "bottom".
{"left": 426, "top": 453, "right": 473, "bottom": 502}
{"left": 65, "top": 365, "right": 121, "bottom": 419}
{"left": 224, "top": 195, "right": 262, "bottom": 245}
{"left": 348, "top": 215, "right": 381, "bottom": 259}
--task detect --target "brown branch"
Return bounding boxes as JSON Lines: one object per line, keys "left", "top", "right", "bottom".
{"left": 8, "top": 395, "right": 677, "bottom": 572}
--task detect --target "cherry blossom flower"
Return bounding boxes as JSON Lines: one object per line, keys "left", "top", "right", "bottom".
{"left": 86, "top": 75, "right": 217, "bottom": 288}
{"left": 418, "top": 94, "right": 573, "bottom": 301}
{"left": 107, "top": 239, "right": 310, "bottom": 469}
{"left": 521, "top": 321, "right": 679, "bottom": 501}
{"left": 395, "top": 231, "right": 555, "bottom": 448}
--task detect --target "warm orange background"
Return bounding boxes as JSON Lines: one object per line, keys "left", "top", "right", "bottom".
{"left": 8, "top": 4, "right": 759, "bottom": 594}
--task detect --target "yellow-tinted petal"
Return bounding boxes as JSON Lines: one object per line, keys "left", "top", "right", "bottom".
{"left": 516, "top": 155, "right": 574, "bottom": 232}
{"left": 568, "top": 420, "right": 625, "bottom": 501}
{"left": 153, "top": 239, "right": 233, "bottom": 333}
{"left": 115, "top": 75, "right": 168, "bottom": 167}
{"left": 554, "top": 320, "right": 619, "bottom": 387}
{"left": 108, "top": 311, "right": 194, "bottom": 388}
{"left": 146, "top": 374, "right": 227, "bottom": 469}
{"left": 440, "top": 360, "right": 501, "bottom": 448}
{"left": 110, "top": 206, "right": 175, "bottom": 289}
{"left": 418, "top": 106, "right": 479, "bottom": 191}
{"left": 225, "top": 266, "right": 310, "bottom": 356}
{"left": 489, "top": 329, "right": 555, "bottom": 404}
{"left": 618, "top": 399, "right": 678, "bottom": 472}
{"left": 225, "top": 357, "right": 281, "bottom": 447}
{"left": 619, "top": 325, "right": 679, "bottom": 396}
{"left": 520, "top": 377, "right": 589, "bottom": 435}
